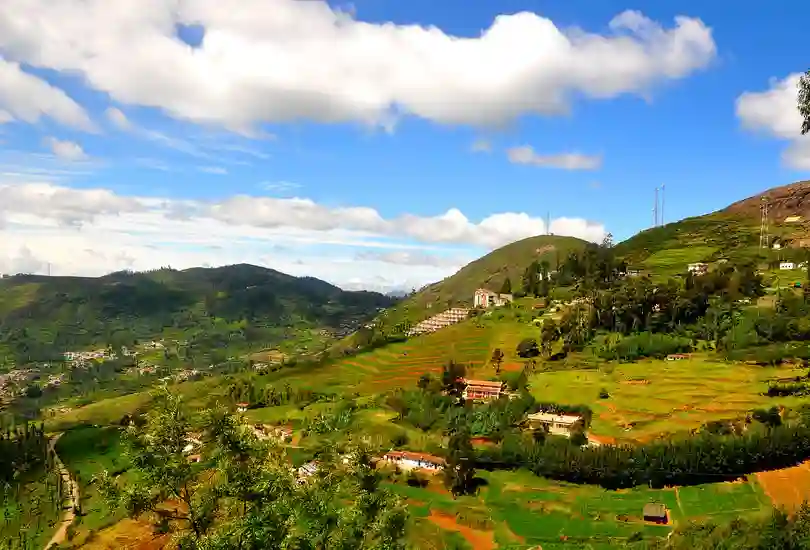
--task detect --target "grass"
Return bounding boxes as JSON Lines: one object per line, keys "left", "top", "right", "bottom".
{"left": 528, "top": 355, "right": 810, "bottom": 440}
{"left": 640, "top": 246, "right": 718, "bottom": 279}
{"left": 0, "top": 467, "right": 63, "bottom": 549}
{"left": 387, "top": 468, "right": 771, "bottom": 549}
{"left": 55, "top": 425, "right": 134, "bottom": 547}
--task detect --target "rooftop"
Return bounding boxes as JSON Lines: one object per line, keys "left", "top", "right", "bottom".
{"left": 384, "top": 450, "right": 446, "bottom": 465}
{"left": 527, "top": 412, "right": 583, "bottom": 424}
{"left": 643, "top": 503, "right": 667, "bottom": 518}
{"left": 463, "top": 379, "right": 504, "bottom": 388}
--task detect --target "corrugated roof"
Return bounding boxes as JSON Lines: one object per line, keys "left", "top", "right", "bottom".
{"left": 527, "top": 412, "right": 583, "bottom": 424}
{"left": 463, "top": 379, "right": 504, "bottom": 388}
{"left": 384, "top": 450, "right": 446, "bottom": 465}
{"left": 643, "top": 503, "right": 667, "bottom": 517}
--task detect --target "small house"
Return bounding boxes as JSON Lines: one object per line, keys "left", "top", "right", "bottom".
{"left": 236, "top": 402, "right": 249, "bottom": 413}
{"left": 643, "top": 503, "right": 668, "bottom": 524}
{"left": 780, "top": 261, "right": 795, "bottom": 270}
{"left": 785, "top": 216, "right": 803, "bottom": 223}
{"left": 624, "top": 269, "right": 641, "bottom": 277}
{"left": 687, "top": 263, "right": 708, "bottom": 275}
{"left": 187, "top": 454, "right": 202, "bottom": 463}
{"left": 666, "top": 354, "right": 691, "bottom": 361}
{"left": 382, "top": 451, "right": 446, "bottom": 472}
{"left": 526, "top": 412, "right": 584, "bottom": 437}
{"left": 297, "top": 461, "right": 320, "bottom": 483}
{"left": 462, "top": 379, "right": 505, "bottom": 401}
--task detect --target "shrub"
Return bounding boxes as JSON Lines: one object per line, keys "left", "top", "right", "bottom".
{"left": 516, "top": 338, "right": 540, "bottom": 358}
{"left": 598, "top": 388, "right": 610, "bottom": 399}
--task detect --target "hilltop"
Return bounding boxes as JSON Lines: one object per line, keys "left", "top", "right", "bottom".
{"left": 382, "top": 235, "right": 588, "bottom": 325}
{"left": 0, "top": 264, "right": 395, "bottom": 363}
{"left": 614, "top": 180, "right": 810, "bottom": 277}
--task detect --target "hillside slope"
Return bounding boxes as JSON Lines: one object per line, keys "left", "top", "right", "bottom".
{"left": 383, "top": 235, "right": 588, "bottom": 325}
{"left": 0, "top": 264, "right": 395, "bottom": 361}
{"left": 614, "top": 180, "right": 810, "bottom": 276}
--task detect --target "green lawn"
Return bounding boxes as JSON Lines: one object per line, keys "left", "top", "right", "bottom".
{"left": 528, "top": 355, "right": 810, "bottom": 440}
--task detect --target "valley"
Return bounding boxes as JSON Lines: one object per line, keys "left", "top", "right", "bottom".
{"left": 7, "top": 182, "right": 810, "bottom": 548}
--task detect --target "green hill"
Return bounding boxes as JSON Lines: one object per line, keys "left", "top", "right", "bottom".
{"left": 614, "top": 180, "right": 810, "bottom": 278}
{"left": 383, "top": 234, "right": 588, "bottom": 325}
{"left": 0, "top": 264, "right": 395, "bottom": 363}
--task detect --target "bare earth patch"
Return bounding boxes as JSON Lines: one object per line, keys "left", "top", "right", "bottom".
{"left": 757, "top": 462, "right": 810, "bottom": 510}
{"left": 427, "top": 510, "right": 496, "bottom": 550}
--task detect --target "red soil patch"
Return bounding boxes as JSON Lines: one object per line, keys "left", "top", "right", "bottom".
{"left": 427, "top": 510, "right": 495, "bottom": 550}
{"left": 757, "top": 462, "right": 810, "bottom": 510}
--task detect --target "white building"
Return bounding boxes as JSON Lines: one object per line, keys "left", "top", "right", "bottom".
{"left": 473, "top": 288, "right": 513, "bottom": 308}
{"left": 780, "top": 262, "right": 795, "bottom": 270}
{"left": 382, "top": 451, "right": 446, "bottom": 472}
{"left": 687, "top": 263, "right": 708, "bottom": 275}
{"left": 526, "top": 412, "right": 584, "bottom": 437}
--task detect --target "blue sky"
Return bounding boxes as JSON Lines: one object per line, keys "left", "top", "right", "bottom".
{"left": 0, "top": 0, "right": 808, "bottom": 291}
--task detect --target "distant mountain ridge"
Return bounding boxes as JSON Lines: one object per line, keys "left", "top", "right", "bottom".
{"left": 0, "top": 264, "right": 396, "bottom": 362}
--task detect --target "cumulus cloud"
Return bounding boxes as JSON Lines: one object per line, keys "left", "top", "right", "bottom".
{"left": 43, "top": 137, "right": 88, "bottom": 161}
{"left": 507, "top": 146, "right": 602, "bottom": 170}
{"left": 736, "top": 73, "right": 810, "bottom": 170}
{"left": 0, "top": 2, "right": 715, "bottom": 131}
{"left": 354, "top": 250, "right": 470, "bottom": 268}
{"left": 0, "top": 181, "right": 606, "bottom": 288}
{"left": 0, "top": 56, "right": 95, "bottom": 131}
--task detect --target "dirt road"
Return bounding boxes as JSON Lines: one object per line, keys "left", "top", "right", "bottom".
{"left": 45, "top": 433, "right": 80, "bottom": 549}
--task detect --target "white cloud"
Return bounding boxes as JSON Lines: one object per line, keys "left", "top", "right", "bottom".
{"left": 0, "top": 3, "right": 715, "bottom": 131}
{"left": 507, "top": 145, "right": 602, "bottom": 170}
{"left": 105, "top": 106, "right": 132, "bottom": 131}
{"left": 43, "top": 137, "right": 88, "bottom": 161}
{"left": 199, "top": 166, "right": 227, "bottom": 175}
{"left": 0, "top": 181, "right": 606, "bottom": 288}
{"left": 471, "top": 139, "right": 492, "bottom": 153}
{"left": 0, "top": 55, "right": 95, "bottom": 131}
{"left": 736, "top": 73, "right": 810, "bottom": 170}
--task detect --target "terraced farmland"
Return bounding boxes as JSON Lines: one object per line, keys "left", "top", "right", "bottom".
{"left": 332, "top": 321, "right": 497, "bottom": 392}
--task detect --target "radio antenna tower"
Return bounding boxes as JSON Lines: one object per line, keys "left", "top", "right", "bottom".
{"left": 653, "top": 187, "right": 659, "bottom": 227}
{"left": 660, "top": 184, "right": 665, "bottom": 226}
{"left": 759, "top": 197, "right": 769, "bottom": 249}
{"left": 546, "top": 211, "right": 551, "bottom": 235}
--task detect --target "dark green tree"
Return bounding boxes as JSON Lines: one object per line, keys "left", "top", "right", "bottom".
{"left": 442, "top": 420, "right": 476, "bottom": 498}
{"left": 499, "top": 278, "right": 512, "bottom": 295}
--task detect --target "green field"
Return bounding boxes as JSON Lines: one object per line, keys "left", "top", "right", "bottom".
{"left": 55, "top": 426, "right": 134, "bottom": 547}
{"left": 640, "top": 246, "right": 718, "bottom": 278}
{"left": 529, "top": 356, "right": 810, "bottom": 440}
{"left": 386, "top": 468, "right": 771, "bottom": 549}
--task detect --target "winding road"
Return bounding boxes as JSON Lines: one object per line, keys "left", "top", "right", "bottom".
{"left": 45, "top": 433, "right": 80, "bottom": 550}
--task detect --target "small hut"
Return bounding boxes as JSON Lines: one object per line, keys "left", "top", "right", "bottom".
{"left": 643, "top": 503, "right": 668, "bottom": 524}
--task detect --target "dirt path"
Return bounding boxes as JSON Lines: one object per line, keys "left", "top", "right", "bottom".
{"left": 45, "top": 433, "right": 81, "bottom": 549}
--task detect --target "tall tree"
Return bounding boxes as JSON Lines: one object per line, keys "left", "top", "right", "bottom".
{"left": 499, "top": 278, "right": 512, "bottom": 295}
{"left": 443, "top": 420, "right": 476, "bottom": 498}
{"left": 800, "top": 69, "right": 810, "bottom": 136}
{"left": 490, "top": 348, "right": 504, "bottom": 374}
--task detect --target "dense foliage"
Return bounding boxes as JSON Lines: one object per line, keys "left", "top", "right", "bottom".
{"left": 99, "top": 390, "right": 408, "bottom": 549}
{"left": 477, "top": 417, "right": 810, "bottom": 489}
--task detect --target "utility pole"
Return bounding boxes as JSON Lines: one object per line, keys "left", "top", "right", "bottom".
{"left": 660, "top": 184, "right": 665, "bottom": 226}
{"left": 759, "top": 197, "right": 769, "bottom": 249}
